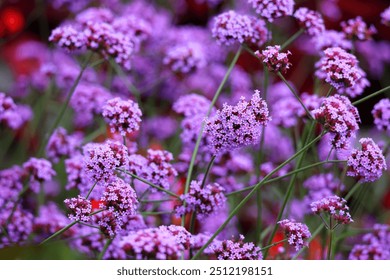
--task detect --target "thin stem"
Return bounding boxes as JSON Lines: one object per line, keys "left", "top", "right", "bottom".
{"left": 98, "top": 238, "right": 114, "bottom": 260}
{"left": 263, "top": 122, "right": 317, "bottom": 258}
{"left": 325, "top": 86, "right": 334, "bottom": 97}
{"left": 140, "top": 198, "right": 176, "bottom": 204}
{"left": 192, "top": 132, "right": 325, "bottom": 259}
{"left": 277, "top": 72, "right": 314, "bottom": 120}
{"left": 40, "top": 221, "right": 78, "bottom": 245}
{"left": 38, "top": 52, "right": 93, "bottom": 157}
{"left": 260, "top": 238, "right": 288, "bottom": 251}
{"left": 182, "top": 46, "right": 243, "bottom": 227}
{"left": 82, "top": 125, "right": 107, "bottom": 144}
{"left": 280, "top": 29, "right": 304, "bottom": 50}
{"left": 90, "top": 209, "right": 104, "bottom": 216}
{"left": 86, "top": 181, "right": 98, "bottom": 200}
{"left": 117, "top": 169, "right": 180, "bottom": 198}
{"left": 200, "top": 155, "right": 216, "bottom": 188}
{"left": 123, "top": 136, "right": 127, "bottom": 146}
{"left": 140, "top": 211, "right": 172, "bottom": 215}
{"left": 328, "top": 218, "right": 333, "bottom": 260}
{"left": 352, "top": 85, "right": 390, "bottom": 106}
{"left": 345, "top": 182, "right": 362, "bottom": 200}
{"left": 226, "top": 159, "right": 345, "bottom": 197}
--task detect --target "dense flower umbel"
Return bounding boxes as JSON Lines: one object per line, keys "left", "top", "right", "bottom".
{"left": 315, "top": 47, "right": 362, "bottom": 90}
{"left": 312, "top": 95, "right": 360, "bottom": 149}
{"left": 278, "top": 219, "right": 311, "bottom": 251}
{"left": 248, "top": 0, "right": 295, "bottom": 22}
{"left": 372, "top": 98, "right": 390, "bottom": 133}
{"left": 65, "top": 154, "right": 90, "bottom": 193}
{"left": 346, "top": 138, "right": 387, "bottom": 183}
{"left": 310, "top": 195, "right": 353, "bottom": 225}
{"left": 49, "top": 25, "right": 86, "bottom": 52}
{"left": 312, "top": 30, "right": 352, "bottom": 52}
{"left": 83, "top": 141, "right": 129, "bottom": 182}
{"left": 381, "top": 6, "right": 390, "bottom": 26}
{"left": 94, "top": 210, "right": 121, "bottom": 238}
{"left": 211, "top": 235, "right": 263, "bottom": 260}
{"left": 64, "top": 195, "right": 92, "bottom": 222}
{"left": 159, "top": 225, "right": 193, "bottom": 250}
{"left": 175, "top": 180, "right": 226, "bottom": 220}
{"left": 303, "top": 173, "right": 345, "bottom": 193}
{"left": 46, "top": 127, "right": 83, "bottom": 163}
{"left": 256, "top": 45, "right": 291, "bottom": 73}
{"left": 100, "top": 177, "right": 138, "bottom": 217}
{"left": 205, "top": 90, "right": 270, "bottom": 154}
{"left": 349, "top": 224, "right": 390, "bottom": 260}
{"left": 120, "top": 227, "right": 184, "bottom": 259}
{"left": 23, "top": 158, "right": 56, "bottom": 193}
{"left": 211, "top": 11, "right": 268, "bottom": 47}
{"left": 128, "top": 149, "right": 177, "bottom": 191}
{"left": 0, "top": 93, "right": 32, "bottom": 130}
{"left": 293, "top": 7, "right": 325, "bottom": 36}
{"left": 102, "top": 97, "right": 142, "bottom": 136}
{"left": 0, "top": 207, "right": 33, "bottom": 248}
{"left": 163, "top": 42, "right": 206, "bottom": 74}
{"left": 341, "top": 17, "right": 377, "bottom": 41}
{"left": 173, "top": 94, "right": 211, "bottom": 117}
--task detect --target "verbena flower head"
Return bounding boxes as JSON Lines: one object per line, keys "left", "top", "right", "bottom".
{"left": 0, "top": 93, "right": 32, "bottom": 130}
{"left": 46, "top": 127, "right": 83, "bottom": 163}
{"left": 64, "top": 195, "right": 92, "bottom": 222}
{"left": 173, "top": 93, "right": 211, "bottom": 117}
{"left": 100, "top": 177, "right": 138, "bottom": 217}
{"left": 315, "top": 47, "right": 361, "bottom": 89}
{"left": 0, "top": 166, "right": 24, "bottom": 210}
{"left": 1, "top": 207, "right": 33, "bottom": 248}
{"left": 349, "top": 224, "right": 390, "bottom": 260}
{"left": 248, "top": 0, "right": 295, "bottom": 22}
{"left": 128, "top": 149, "right": 177, "bottom": 191}
{"left": 303, "top": 173, "right": 345, "bottom": 193}
{"left": 256, "top": 45, "right": 291, "bottom": 73}
{"left": 205, "top": 90, "right": 270, "bottom": 154}
{"left": 159, "top": 225, "right": 193, "bottom": 250}
{"left": 372, "top": 98, "right": 390, "bottom": 133}
{"left": 278, "top": 219, "right": 311, "bottom": 251}
{"left": 94, "top": 210, "right": 121, "bottom": 239}
{"left": 120, "top": 227, "right": 184, "bottom": 259}
{"left": 341, "top": 16, "right": 377, "bottom": 41}
{"left": 310, "top": 195, "right": 353, "bottom": 225}
{"left": 211, "top": 11, "right": 268, "bottom": 47}
{"left": 381, "top": 6, "right": 390, "bottom": 26}
{"left": 312, "top": 30, "right": 352, "bottom": 53}
{"left": 312, "top": 95, "right": 360, "bottom": 149}
{"left": 34, "top": 202, "right": 70, "bottom": 238}
{"left": 102, "top": 97, "right": 142, "bottom": 136}
{"left": 175, "top": 180, "right": 226, "bottom": 220}
{"left": 83, "top": 141, "right": 129, "bottom": 183}
{"left": 163, "top": 42, "right": 206, "bottom": 74}
{"left": 347, "top": 138, "right": 387, "bottom": 183}
{"left": 65, "top": 154, "right": 90, "bottom": 193}
{"left": 211, "top": 234, "right": 263, "bottom": 260}
{"left": 75, "top": 7, "right": 114, "bottom": 26}
{"left": 49, "top": 25, "right": 87, "bottom": 52}
{"left": 293, "top": 7, "right": 325, "bottom": 36}
{"left": 23, "top": 158, "right": 56, "bottom": 193}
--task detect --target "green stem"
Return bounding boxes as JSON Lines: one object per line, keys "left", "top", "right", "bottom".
{"left": 98, "top": 238, "right": 113, "bottom": 260}
{"left": 200, "top": 155, "right": 216, "bottom": 188}
{"left": 38, "top": 52, "right": 93, "bottom": 157}
{"left": 181, "top": 46, "right": 243, "bottom": 227}
{"left": 260, "top": 238, "right": 288, "bottom": 251}
{"left": 277, "top": 72, "right": 314, "bottom": 120}
{"left": 328, "top": 218, "right": 333, "bottom": 260}
{"left": 345, "top": 182, "right": 362, "bottom": 200}
{"left": 40, "top": 221, "right": 78, "bottom": 245}
{"left": 352, "top": 85, "right": 390, "bottom": 106}
{"left": 82, "top": 125, "right": 107, "bottom": 144}
{"left": 86, "top": 181, "right": 98, "bottom": 200}
{"left": 117, "top": 169, "right": 180, "bottom": 198}
{"left": 264, "top": 122, "right": 317, "bottom": 258}
{"left": 280, "top": 29, "right": 304, "bottom": 50}
{"left": 191, "top": 132, "right": 325, "bottom": 259}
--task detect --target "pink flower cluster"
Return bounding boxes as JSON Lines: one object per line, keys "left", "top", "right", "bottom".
{"left": 310, "top": 195, "right": 353, "bottom": 225}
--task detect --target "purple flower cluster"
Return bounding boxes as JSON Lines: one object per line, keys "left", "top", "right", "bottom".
{"left": 128, "top": 149, "right": 177, "bottom": 191}
{"left": 64, "top": 195, "right": 92, "bottom": 222}
{"left": 65, "top": 155, "right": 89, "bottom": 193}
{"left": 205, "top": 90, "right": 270, "bottom": 154}
{"left": 315, "top": 47, "right": 362, "bottom": 90}
{"left": 349, "top": 224, "right": 390, "bottom": 260}
{"left": 313, "top": 95, "right": 360, "bottom": 149}
{"left": 248, "top": 0, "right": 295, "bottom": 22}
{"left": 303, "top": 173, "right": 345, "bottom": 193}
{"left": 102, "top": 97, "right": 142, "bottom": 136}
{"left": 49, "top": 26, "right": 86, "bottom": 52}
{"left": 381, "top": 6, "right": 390, "bottom": 26}
{"left": 159, "top": 225, "right": 193, "bottom": 249}
{"left": 278, "top": 219, "right": 311, "bottom": 251}
{"left": 347, "top": 138, "right": 387, "bottom": 183}
{"left": 46, "top": 127, "right": 83, "bottom": 163}
{"left": 83, "top": 141, "right": 129, "bottom": 182}
{"left": 256, "top": 45, "right": 291, "bottom": 73}
{"left": 341, "top": 17, "right": 377, "bottom": 41}
{"left": 0, "top": 92, "right": 32, "bottom": 130}
{"left": 372, "top": 98, "right": 390, "bottom": 133}
{"left": 211, "top": 235, "right": 263, "bottom": 260}
{"left": 0, "top": 166, "right": 24, "bottom": 210}
{"left": 163, "top": 42, "right": 206, "bottom": 74}
{"left": 94, "top": 211, "right": 121, "bottom": 238}
{"left": 310, "top": 195, "right": 353, "bottom": 225}
{"left": 312, "top": 30, "right": 352, "bottom": 53}
{"left": 34, "top": 203, "right": 70, "bottom": 238}
{"left": 293, "top": 7, "right": 325, "bottom": 36}
{"left": 100, "top": 177, "right": 138, "bottom": 217}
{"left": 211, "top": 11, "right": 268, "bottom": 47}
{"left": 1, "top": 207, "right": 34, "bottom": 248}
{"left": 120, "top": 227, "right": 184, "bottom": 259}
{"left": 175, "top": 180, "right": 226, "bottom": 220}
{"left": 23, "top": 158, "right": 56, "bottom": 193}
